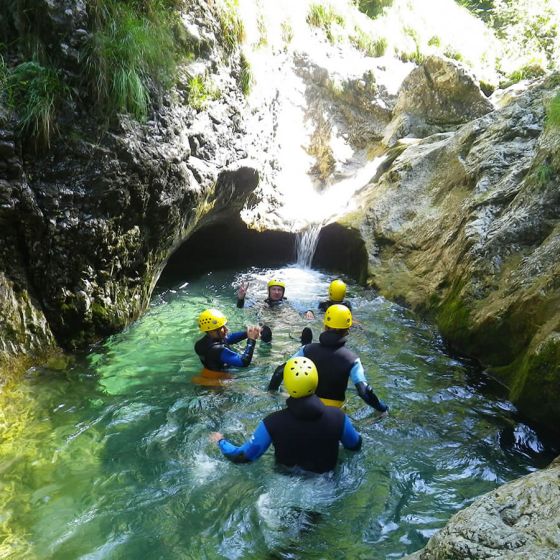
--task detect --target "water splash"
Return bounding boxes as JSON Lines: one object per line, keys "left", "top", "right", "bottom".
{"left": 295, "top": 223, "right": 323, "bottom": 268}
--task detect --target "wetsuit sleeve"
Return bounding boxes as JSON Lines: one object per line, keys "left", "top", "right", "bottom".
{"left": 350, "top": 359, "right": 388, "bottom": 412}
{"left": 219, "top": 339, "right": 256, "bottom": 367}
{"left": 217, "top": 421, "right": 272, "bottom": 463}
{"left": 226, "top": 331, "right": 248, "bottom": 344}
{"left": 267, "top": 363, "right": 285, "bottom": 391}
{"left": 236, "top": 297, "right": 245, "bottom": 308}
{"left": 267, "top": 347, "right": 305, "bottom": 391}
{"left": 318, "top": 300, "right": 329, "bottom": 312}
{"left": 340, "top": 415, "right": 362, "bottom": 451}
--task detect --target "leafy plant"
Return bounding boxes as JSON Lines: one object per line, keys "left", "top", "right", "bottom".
{"left": 356, "top": 0, "right": 394, "bottom": 19}
{"left": 5, "top": 61, "right": 66, "bottom": 146}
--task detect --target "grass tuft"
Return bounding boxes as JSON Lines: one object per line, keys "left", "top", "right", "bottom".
{"left": 546, "top": 92, "right": 560, "bottom": 129}
{"left": 5, "top": 61, "right": 65, "bottom": 146}
{"left": 84, "top": 0, "right": 179, "bottom": 119}
{"left": 307, "top": 4, "right": 345, "bottom": 43}
{"left": 217, "top": 0, "right": 245, "bottom": 54}
{"left": 239, "top": 53, "right": 253, "bottom": 96}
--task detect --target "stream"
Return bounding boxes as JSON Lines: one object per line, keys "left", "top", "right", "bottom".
{"left": 0, "top": 265, "right": 556, "bottom": 559}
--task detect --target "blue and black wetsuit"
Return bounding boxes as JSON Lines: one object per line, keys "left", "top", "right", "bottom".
{"left": 318, "top": 299, "right": 352, "bottom": 312}
{"left": 268, "top": 330, "right": 387, "bottom": 412}
{"left": 217, "top": 394, "right": 362, "bottom": 473}
{"left": 195, "top": 331, "right": 256, "bottom": 371}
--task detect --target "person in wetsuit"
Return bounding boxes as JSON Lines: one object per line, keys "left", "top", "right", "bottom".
{"left": 236, "top": 278, "right": 287, "bottom": 309}
{"left": 268, "top": 305, "right": 388, "bottom": 414}
{"left": 194, "top": 308, "right": 261, "bottom": 371}
{"left": 237, "top": 278, "right": 310, "bottom": 344}
{"left": 210, "top": 357, "right": 362, "bottom": 473}
{"left": 303, "top": 278, "right": 352, "bottom": 322}
{"left": 318, "top": 279, "right": 352, "bottom": 312}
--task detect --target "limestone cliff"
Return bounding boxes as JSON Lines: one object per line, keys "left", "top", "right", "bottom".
{"left": 349, "top": 72, "right": 560, "bottom": 429}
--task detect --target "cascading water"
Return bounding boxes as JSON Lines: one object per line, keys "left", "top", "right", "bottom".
{"left": 295, "top": 223, "right": 323, "bottom": 267}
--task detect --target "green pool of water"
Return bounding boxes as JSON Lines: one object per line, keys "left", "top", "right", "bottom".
{"left": 1, "top": 266, "right": 555, "bottom": 559}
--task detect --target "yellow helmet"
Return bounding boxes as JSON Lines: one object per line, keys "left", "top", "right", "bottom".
{"left": 283, "top": 357, "right": 318, "bottom": 398}
{"left": 328, "top": 279, "right": 347, "bottom": 302}
{"left": 198, "top": 308, "right": 227, "bottom": 332}
{"left": 267, "top": 279, "right": 286, "bottom": 290}
{"left": 324, "top": 304, "right": 352, "bottom": 329}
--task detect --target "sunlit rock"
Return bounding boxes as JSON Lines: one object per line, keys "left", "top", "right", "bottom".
{"left": 405, "top": 456, "right": 560, "bottom": 560}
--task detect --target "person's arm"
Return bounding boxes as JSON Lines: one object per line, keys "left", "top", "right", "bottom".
{"left": 236, "top": 282, "right": 248, "bottom": 308}
{"left": 267, "top": 347, "right": 305, "bottom": 391}
{"left": 219, "top": 340, "right": 256, "bottom": 367}
{"left": 340, "top": 415, "right": 362, "bottom": 451}
{"left": 226, "top": 331, "right": 248, "bottom": 344}
{"left": 349, "top": 359, "right": 388, "bottom": 412}
{"left": 215, "top": 422, "right": 272, "bottom": 463}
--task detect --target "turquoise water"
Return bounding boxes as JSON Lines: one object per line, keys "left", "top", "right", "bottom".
{"left": 1, "top": 266, "right": 555, "bottom": 559}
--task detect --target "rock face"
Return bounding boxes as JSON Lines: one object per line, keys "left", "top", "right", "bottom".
{"left": 352, "top": 74, "right": 560, "bottom": 429}
{"left": 405, "top": 457, "right": 560, "bottom": 560}
{"left": 0, "top": 0, "right": 259, "bottom": 363}
{"left": 383, "top": 55, "right": 494, "bottom": 146}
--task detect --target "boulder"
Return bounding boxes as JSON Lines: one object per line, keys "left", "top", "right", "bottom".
{"left": 405, "top": 457, "right": 560, "bottom": 559}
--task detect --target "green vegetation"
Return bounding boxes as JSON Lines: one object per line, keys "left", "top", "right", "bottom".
{"left": 187, "top": 74, "right": 220, "bottom": 110}
{"left": 545, "top": 92, "right": 560, "bottom": 128}
{"left": 307, "top": 4, "right": 345, "bottom": 43}
{"left": 238, "top": 53, "right": 253, "bottom": 96}
{"left": 84, "top": 0, "right": 179, "bottom": 120}
{"left": 3, "top": 61, "right": 66, "bottom": 147}
{"left": 281, "top": 20, "right": 294, "bottom": 44}
{"left": 217, "top": 0, "right": 245, "bottom": 54}
{"left": 350, "top": 27, "right": 387, "bottom": 57}
{"left": 535, "top": 163, "right": 553, "bottom": 186}
{"left": 357, "top": 0, "right": 394, "bottom": 19}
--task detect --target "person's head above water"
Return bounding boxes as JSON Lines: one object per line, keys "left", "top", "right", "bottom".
{"left": 283, "top": 357, "right": 319, "bottom": 398}
{"left": 267, "top": 278, "right": 286, "bottom": 301}
{"left": 198, "top": 308, "right": 228, "bottom": 336}
{"left": 328, "top": 279, "right": 347, "bottom": 303}
{"left": 324, "top": 304, "right": 352, "bottom": 332}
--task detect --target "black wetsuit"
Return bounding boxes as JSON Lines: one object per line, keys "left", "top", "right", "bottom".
{"left": 194, "top": 331, "right": 255, "bottom": 371}
{"left": 318, "top": 299, "right": 352, "bottom": 312}
{"left": 217, "top": 394, "right": 362, "bottom": 473}
{"left": 268, "top": 330, "right": 388, "bottom": 412}
{"left": 237, "top": 296, "right": 287, "bottom": 308}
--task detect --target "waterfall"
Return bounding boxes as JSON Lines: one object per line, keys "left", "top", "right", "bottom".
{"left": 296, "top": 223, "right": 323, "bottom": 268}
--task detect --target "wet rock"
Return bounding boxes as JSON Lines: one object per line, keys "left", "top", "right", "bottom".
{"left": 405, "top": 456, "right": 560, "bottom": 560}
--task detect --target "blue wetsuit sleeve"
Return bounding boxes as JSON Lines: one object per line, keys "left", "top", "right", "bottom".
{"left": 351, "top": 359, "right": 388, "bottom": 412}
{"left": 349, "top": 359, "right": 367, "bottom": 384}
{"left": 218, "top": 422, "right": 272, "bottom": 463}
{"left": 340, "top": 415, "right": 362, "bottom": 451}
{"left": 292, "top": 347, "right": 305, "bottom": 358}
{"left": 219, "top": 339, "right": 256, "bottom": 368}
{"left": 226, "top": 331, "right": 248, "bottom": 345}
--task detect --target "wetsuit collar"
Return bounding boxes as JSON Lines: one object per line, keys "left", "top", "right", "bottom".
{"left": 286, "top": 394, "right": 325, "bottom": 420}
{"left": 319, "top": 330, "right": 348, "bottom": 348}
{"left": 264, "top": 297, "right": 286, "bottom": 307}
